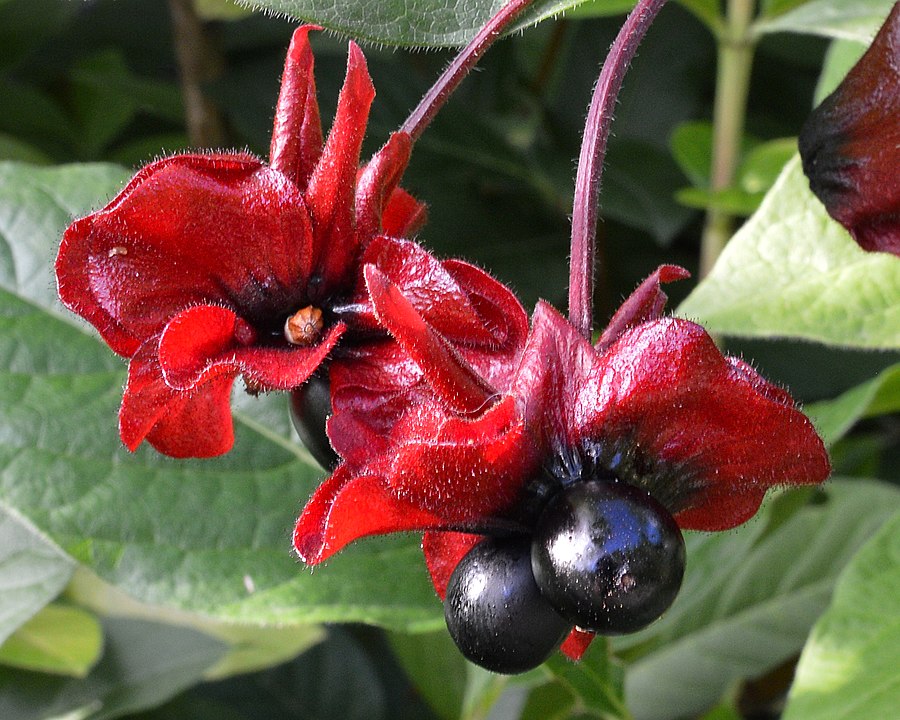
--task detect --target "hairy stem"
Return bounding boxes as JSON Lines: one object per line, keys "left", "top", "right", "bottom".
{"left": 167, "top": 0, "right": 226, "bottom": 147}
{"left": 400, "top": 0, "right": 537, "bottom": 141}
{"left": 699, "top": 0, "right": 756, "bottom": 277}
{"left": 568, "top": 0, "right": 669, "bottom": 341}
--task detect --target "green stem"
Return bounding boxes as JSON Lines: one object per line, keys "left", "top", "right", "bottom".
{"left": 699, "top": 0, "right": 756, "bottom": 278}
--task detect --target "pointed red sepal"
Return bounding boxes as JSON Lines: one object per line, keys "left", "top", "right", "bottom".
{"left": 382, "top": 187, "right": 428, "bottom": 237}
{"left": 510, "top": 302, "right": 601, "bottom": 449}
{"left": 269, "top": 25, "right": 324, "bottom": 186}
{"left": 293, "top": 466, "right": 448, "bottom": 564}
{"left": 119, "top": 339, "right": 237, "bottom": 458}
{"left": 596, "top": 265, "right": 690, "bottom": 351}
{"left": 355, "top": 132, "right": 413, "bottom": 245}
{"left": 799, "top": 4, "right": 900, "bottom": 255}
{"left": 364, "top": 264, "right": 497, "bottom": 414}
{"left": 306, "top": 41, "right": 376, "bottom": 292}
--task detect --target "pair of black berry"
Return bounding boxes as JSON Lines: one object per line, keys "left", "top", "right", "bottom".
{"left": 443, "top": 476, "right": 686, "bottom": 674}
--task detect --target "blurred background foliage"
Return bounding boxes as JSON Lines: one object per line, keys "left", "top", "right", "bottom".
{"left": 0, "top": 0, "right": 897, "bottom": 718}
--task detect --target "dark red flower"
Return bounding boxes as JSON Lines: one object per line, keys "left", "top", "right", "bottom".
{"left": 799, "top": 4, "right": 900, "bottom": 255}
{"left": 294, "top": 265, "right": 830, "bottom": 658}
{"left": 55, "top": 26, "right": 509, "bottom": 457}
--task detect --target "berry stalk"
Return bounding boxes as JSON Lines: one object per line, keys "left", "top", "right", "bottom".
{"left": 568, "top": 0, "right": 669, "bottom": 340}
{"left": 400, "top": 0, "right": 537, "bottom": 141}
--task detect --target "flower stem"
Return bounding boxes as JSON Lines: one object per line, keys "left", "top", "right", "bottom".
{"left": 699, "top": 0, "right": 756, "bottom": 277}
{"left": 568, "top": 0, "right": 669, "bottom": 341}
{"left": 400, "top": 0, "right": 537, "bottom": 142}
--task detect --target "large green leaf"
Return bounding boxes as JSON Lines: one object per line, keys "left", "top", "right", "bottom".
{"left": 0, "top": 506, "right": 74, "bottom": 645}
{"left": 805, "top": 363, "right": 900, "bottom": 447}
{"left": 0, "top": 603, "right": 102, "bottom": 677}
{"left": 0, "top": 616, "right": 227, "bottom": 720}
{"left": 615, "top": 480, "right": 900, "bottom": 720}
{"left": 753, "top": 0, "right": 896, "bottom": 42}
{"left": 782, "top": 511, "right": 900, "bottom": 720}
{"left": 0, "top": 161, "right": 443, "bottom": 631}
{"left": 677, "top": 156, "right": 900, "bottom": 349}
{"left": 66, "top": 568, "right": 324, "bottom": 681}
{"left": 236, "top": 0, "right": 611, "bottom": 46}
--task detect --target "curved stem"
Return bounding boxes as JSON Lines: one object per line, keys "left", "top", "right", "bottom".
{"left": 568, "top": 0, "right": 669, "bottom": 340}
{"left": 699, "top": 0, "right": 756, "bottom": 277}
{"left": 400, "top": 0, "right": 536, "bottom": 141}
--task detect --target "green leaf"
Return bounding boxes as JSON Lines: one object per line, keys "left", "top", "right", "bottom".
{"left": 670, "top": 121, "right": 715, "bottom": 188}
{"left": 675, "top": 0, "right": 721, "bottom": 31}
{"left": 760, "top": 0, "right": 810, "bottom": 18}
{"left": 0, "top": 161, "right": 443, "bottom": 631}
{"left": 546, "top": 640, "right": 630, "bottom": 719}
{"left": 805, "top": 363, "right": 900, "bottom": 447}
{"left": 0, "top": 616, "right": 227, "bottom": 720}
{"left": 677, "top": 156, "right": 900, "bottom": 349}
{"left": 675, "top": 186, "right": 764, "bottom": 216}
{"left": 0, "top": 505, "right": 75, "bottom": 645}
{"left": 194, "top": 0, "right": 253, "bottom": 20}
{"left": 67, "top": 566, "right": 325, "bottom": 680}
{"left": 753, "top": 0, "right": 896, "bottom": 43}
{"left": 520, "top": 681, "right": 577, "bottom": 720}
{"left": 783, "top": 510, "right": 900, "bottom": 720}
{"left": 616, "top": 479, "right": 900, "bottom": 720}
{"left": 0, "top": 603, "right": 102, "bottom": 677}
{"left": 388, "top": 630, "right": 468, "bottom": 720}
{"left": 236, "top": 0, "right": 602, "bottom": 47}
{"left": 738, "top": 137, "right": 797, "bottom": 195}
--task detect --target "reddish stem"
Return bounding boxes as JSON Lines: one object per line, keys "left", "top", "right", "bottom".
{"left": 568, "top": 0, "right": 669, "bottom": 340}
{"left": 400, "top": 0, "right": 537, "bottom": 141}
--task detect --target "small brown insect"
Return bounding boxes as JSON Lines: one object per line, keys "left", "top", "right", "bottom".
{"left": 284, "top": 305, "right": 324, "bottom": 346}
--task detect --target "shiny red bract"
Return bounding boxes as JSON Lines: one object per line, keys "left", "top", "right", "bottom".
{"left": 294, "top": 265, "right": 831, "bottom": 658}
{"left": 55, "top": 26, "right": 524, "bottom": 458}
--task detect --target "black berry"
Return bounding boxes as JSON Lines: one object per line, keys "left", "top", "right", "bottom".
{"left": 444, "top": 537, "right": 571, "bottom": 674}
{"left": 531, "top": 479, "right": 685, "bottom": 634}
{"left": 289, "top": 373, "right": 339, "bottom": 470}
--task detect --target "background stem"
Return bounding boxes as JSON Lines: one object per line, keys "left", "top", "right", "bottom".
{"left": 168, "top": 0, "right": 226, "bottom": 147}
{"left": 699, "top": 0, "right": 756, "bottom": 277}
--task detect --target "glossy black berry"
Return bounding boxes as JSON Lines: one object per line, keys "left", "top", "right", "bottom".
{"left": 444, "top": 537, "right": 571, "bottom": 674}
{"left": 531, "top": 479, "right": 685, "bottom": 635}
{"left": 289, "top": 373, "right": 339, "bottom": 470}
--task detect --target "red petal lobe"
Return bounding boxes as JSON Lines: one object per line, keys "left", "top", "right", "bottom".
{"left": 269, "top": 25, "right": 325, "bottom": 186}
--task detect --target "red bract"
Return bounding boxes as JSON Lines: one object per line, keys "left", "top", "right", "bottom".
{"left": 55, "top": 26, "right": 497, "bottom": 457}
{"left": 294, "top": 265, "right": 830, "bottom": 658}
{"left": 799, "top": 4, "right": 900, "bottom": 255}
